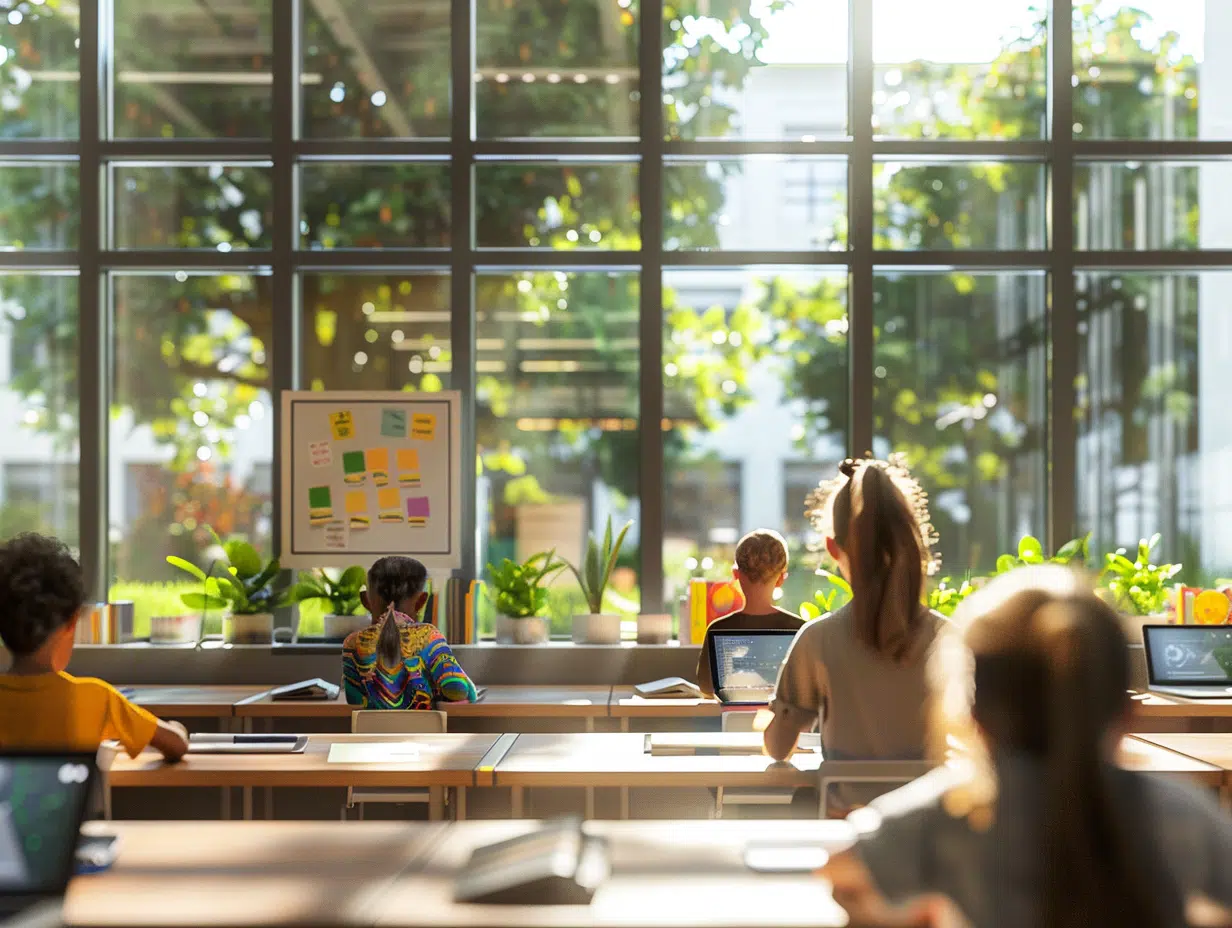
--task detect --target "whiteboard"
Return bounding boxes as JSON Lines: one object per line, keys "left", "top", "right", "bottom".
{"left": 279, "top": 391, "right": 461, "bottom": 569}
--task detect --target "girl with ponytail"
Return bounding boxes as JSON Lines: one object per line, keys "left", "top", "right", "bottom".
{"left": 821, "top": 565, "right": 1232, "bottom": 928}
{"left": 341, "top": 556, "right": 476, "bottom": 709}
{"left": 764, "top": 456, "right": 948, "bottom": 809}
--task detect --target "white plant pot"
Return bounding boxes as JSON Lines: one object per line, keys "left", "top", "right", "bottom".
{"left": 323, "top": 613, "right": 371, "bottom": 640}
{"left": 496, "top": 614, "right": 549, "bottom": 645}
{"left": 1121, "top": 613, "right": 1172, "bottom": 646}
{"left": 572, "top": 613, "right": 622, "bottom": 645}
{"left": 636, "top": 613, "right": 672, "bottom": 645}
{"left": 149, "top": 614, "right": 202, "bottom": 646}
{"left": 224, "top": 613, "right": 274, "bottom": 646}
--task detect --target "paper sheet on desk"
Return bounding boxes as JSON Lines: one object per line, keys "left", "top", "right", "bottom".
{"left": 327, "top": 743, "right": 422, "bottom": 763}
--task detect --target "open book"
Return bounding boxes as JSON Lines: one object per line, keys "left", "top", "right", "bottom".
{"left": 269, "top": 678, "right": 339, "bottom": 701}
{"left": 633, "top": 677, "right": 702, "bottom": 699}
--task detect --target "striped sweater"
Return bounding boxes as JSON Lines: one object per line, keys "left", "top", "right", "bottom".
{"left": 341, "top": 614, "right": 476, "bottom": 709}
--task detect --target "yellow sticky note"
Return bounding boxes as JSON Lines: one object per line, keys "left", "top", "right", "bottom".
{"left": 411, "top": 413, "right": 436, "bottom": 441}
{"left": 344, "top": 490, "right": 368, "bottom": 515}
{"left": 366, "top": 448, "right": 390, "bottom": 487}
{"left": 376, "top": 488, "right": 402, "bottom": 524}
{"left": 396, "top": 448, "right": 421, "bottom": 488}
{"left": 329, "top": 410, "right": 355, "bottom": 441}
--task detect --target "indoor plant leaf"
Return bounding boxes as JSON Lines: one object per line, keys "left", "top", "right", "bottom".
{"left": 166, "top": 556, "right": 207, "bottom": 582}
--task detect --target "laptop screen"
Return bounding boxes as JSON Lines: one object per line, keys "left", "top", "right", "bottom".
{"left": 1144, "top": 626, "right": 1232, "bottom": 685}
{"left": 0, "top": 754, "right": 96, "bottom": 895}
{"left": 709, "top": 630, "right": 796, "bottom": 703}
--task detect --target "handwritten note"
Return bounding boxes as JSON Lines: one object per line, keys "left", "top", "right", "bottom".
{"left": 411, "top": 413, "right": 436, "bottom": 441}
{"left": 309, "top": 440, "right": 333, "bottom": 468}
{"left": 324, "top": 521, "right": 348, "bottom": 550}
{"left": 380, "top": 408, "right": 407, "bottom": 439}
{"left": 329, "top": 410, "right": 355, "bottom": 442}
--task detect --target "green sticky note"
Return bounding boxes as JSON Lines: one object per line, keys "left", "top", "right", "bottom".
{"left": 308, "top": 486, "right": 332, "bottom": 508}
{"left": 342, "top": 450, "right": 366, "bottom": 475}
{"left": 381, "top": 408, "right": 407, "bottom": 438}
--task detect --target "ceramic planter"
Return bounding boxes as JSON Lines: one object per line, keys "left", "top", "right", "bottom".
{"left": 149, "top": 614, "right": 202, "bottom": 646}
{"left": 496, "top": 614, "right": 549, "bottom": 645}
{"left": 572, "top": 613, "right": 622, "bottom": 645}
{"left": 636, "top": 613, "right": 672, "bottom": 645}
{"left": 323, "top": 613, "right": 371, "bottom": 640}
{"left": 225, "top": 612, "right": 274, "bottom": 645}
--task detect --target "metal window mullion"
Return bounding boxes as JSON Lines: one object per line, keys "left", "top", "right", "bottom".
{"left": 638, "top": 0, "right": 665, "bottom": 613}
{"left": 1048, "top": 0, "right": 1077, "bottom": 552}
{"left": 77, "top": 0, "right": 106, "bottom": 598}
{"left": 848, "top": 0, "right": 874, "bottom": 458}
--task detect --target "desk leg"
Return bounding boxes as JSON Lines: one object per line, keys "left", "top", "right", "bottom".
{"left": 429, "top": 787, "right": 444, "bottom": 821}
{"left": 620, "top": 718, "right": 629, "bottom": 733}
{"left": 456, "top": 787, "right": 467, "bottom": 822}
{"left": 714, "top": 787, "right": 723, "bottom": 819}
{"left": 242, "top": 786, "right": 253, "bottom": 821}
{"left": 262, "top": 719, "right": 274, "bottom": 819}
{"left": 511, "top": 787, "right": 524, "bottom": 819}
{"left": 103, "top": 780, "right": 112, "bottom": 822}
{"left": 619, "top": 787, "right": 629, "bottom": 821}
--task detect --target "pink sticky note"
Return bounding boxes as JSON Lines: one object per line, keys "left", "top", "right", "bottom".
{"left": 406, "top": 497, "right": 430, "bottom": 523}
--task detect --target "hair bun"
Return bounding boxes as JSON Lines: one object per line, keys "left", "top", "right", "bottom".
{"left": 839, "top": 458, "right": 858, "bottom": 478}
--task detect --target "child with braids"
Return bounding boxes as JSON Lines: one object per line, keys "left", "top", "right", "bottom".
{"left": 341, "top": 556, "right": 476, "bottom": 709}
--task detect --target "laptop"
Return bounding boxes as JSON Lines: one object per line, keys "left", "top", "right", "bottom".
{"left": 706, "top": 627, "right": 797, "bottom": 706}
{"left": 1143, "top": 625, "right": 1232, "bottom": 699}
{"left": 0, "top": 753, "right": 98, "bottom": 924}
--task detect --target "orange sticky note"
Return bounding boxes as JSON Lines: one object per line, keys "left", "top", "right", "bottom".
{"left": 366, "top": 448, "right": 390, "bottom": 487}
{"left": 411, "top": 413, "right": 436, "bottom": 441}
{"left": 345, "top": 490, "right": 370, "bottom": 531}
{"left": 377, "top": 488, "right": 402, "bottom": 524}
{"left": 396, "top": 448, "right": 421, "bottom": 488}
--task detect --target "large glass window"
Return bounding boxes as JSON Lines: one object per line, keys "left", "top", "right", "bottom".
{"left": 0, "top": 0, "right": 78, "bottom": 138}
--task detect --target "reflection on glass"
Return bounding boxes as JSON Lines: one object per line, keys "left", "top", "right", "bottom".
{"left": 109, "top": 273, "right": 274, "bottom": 628}
{"left": 1076, "top": 272, "right": 1232, "bottom": 580}
{"left": 0, "top": 0, "right": 78, "bottom": 138}
{"left": 300, "top": 164, "right": 450, "bottom": 249}
{"left": 874, "top": 161, "right": 1046, "bottom": 250}
{"left": 476, "top": 271, "right": 640, "bottom": 637}
{"left": 475, "top": 162, "right": 639, "bottom": 249}
{"left": 873, "top": 271, "right": 1048, "bottom": 573}
{"left": 301, "top": 0, "right": 450, "bottom": 139}
{"left": 1075, "top": 161, "right": 1232, "bottom": 250}
{"left": 475, "top": 0, "right": 638, "bottom": 138}
{"left": 301, "top": 273, "right": 451, "bottom": 393}
{"left": 0, "top": 163, "right": 77, "bottom": 249}
{"left": 113, "top": 0, "right": 272, "bottom": 139}
{"left": 873, "top": 0, "right": 1046, "bottom": 139}
{"left": 664, "top": 0, "right": 847, "bottom": 140}
{"left": 665, "top": 158, "right": 846, "bottom": 251}
{"left": 662, "top": 269, "right": 847, "bottom": 620}
{"left": 0, "top": 274, "right": 78, "bottom": 545}
{"left": 113, "top": 164, "right": 272, "bottom": 250}
{"left": 1073, "top": 3, "right": 1218, "bottom": 140}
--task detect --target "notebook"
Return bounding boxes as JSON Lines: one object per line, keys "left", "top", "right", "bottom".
{"left": 187, "top": 734, "right": 308, "bottom": 754}
{"left": 1143, "top": 625, "right": 1232, "bottom": 699}
{"left": 706, "top": 628, "right": 797, "bottom": 705}
{"left": 633, "top": 677, "right": 702, "bottom": 699}
{"left": 269, "top": 679, "right": 340, "bottom": 701}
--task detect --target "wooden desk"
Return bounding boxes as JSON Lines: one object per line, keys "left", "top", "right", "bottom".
{"left": 1131, "top": 692, "right": 1232, "bottom": 720}
{"left": 443, "top": 686, "right": 612, "bottom": 723}
{"left": 234, "top": 690, "right": 353, "bottom": 720}
{"left": 378, "top": 819, "right": 853, "bottom": 928}
{"left": 121, "top": 685, "right": 264, "bottom": 720}
{"left": 609, "top": 687, "right": 721, "bottom": 728}
{"left": 1116, "top": 735, "right": 1225, "bottom": 786}
{"left": 1130, "top": 733, "right": 1232, "bottom": 806}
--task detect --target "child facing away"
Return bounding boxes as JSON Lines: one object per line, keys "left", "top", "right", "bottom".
{"left": 342, "top": 555, "right": 477, "bottom": 709}
{"left": 695, "top": 529, "right": 804, "bottom": 697}
{"left": 0, "top": 533, "right": 189, "bottom": 761}
{"left": 821, "top": 565, "right": 1232, "bottom": 928}
{"left": 763, "top": 457, "right": 948, "bottom": 793}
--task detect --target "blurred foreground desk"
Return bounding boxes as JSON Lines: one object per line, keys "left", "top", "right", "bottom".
{"left": 64, "top": 820, "right": 854, "bottom": 928}
{"left": 1130, "top": 733, "right": 1232, "bottom": 804}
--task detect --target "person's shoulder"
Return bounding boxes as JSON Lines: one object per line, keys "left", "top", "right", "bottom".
{"left": 343, "top": 625, "right": 378, "bottom": 649}
{"left": 58, "top": 674, "right": 126, "bottom": 700}
{"left": 773, "top": 607, "right": 807, "bottom": 628}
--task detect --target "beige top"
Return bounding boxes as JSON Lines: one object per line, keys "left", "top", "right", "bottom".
{"left": 770, "top": 603, "right": 948, "bottom": 760}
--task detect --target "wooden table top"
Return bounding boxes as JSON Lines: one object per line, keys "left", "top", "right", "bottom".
{"left": 489, "top": 733, "right": 822, "bottom": 789}
{"left": 121, "top": 685, "right": 267, "bottom": 718}
{"left": 608, "top": 687, "right": 721, "bottom": 718}
{"left": 1130, "top": 733, "right": 1232, "bottom": 774}
{"left": 1130, "top": 691, "right": 1232, "bottom": 718}
{"left": 443, "top": 685, "right": 613, "bottom": 718}
{"left": 107, "top": 733, "right": 502, "bottom": 789}
{"left": 233, "top": 690, "right": 354, "bottom": 719}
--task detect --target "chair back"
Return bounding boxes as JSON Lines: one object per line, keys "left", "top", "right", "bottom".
{"left": 817, "top": 759, "right": 935, "bottom": 816}
{"left": 351, "top": 709, "right": 447, "bottom": 734}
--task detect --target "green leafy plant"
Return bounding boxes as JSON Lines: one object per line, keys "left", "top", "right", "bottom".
{"left": 286, "top": 566, "right": 367, "bottom": 616}
{"left": 167, "top": 527, "right": 288, "bottom": 616}
{"left": 1099, "top": 534, "right": 1182, "bottom": 617}
{"left": 928, "top": 577, "right": 977, "bottom": 617}
{"left": 566, "top": 517, "right": 634, "bottom": 615}
{"left": 799, "top": 569, "right": 852, "bottom": 621}
{"left": 487, "top": 550, "right": 567, "bottom": 619}
{"left": 995, "top": 533, "right": 1090, "bottom": 574}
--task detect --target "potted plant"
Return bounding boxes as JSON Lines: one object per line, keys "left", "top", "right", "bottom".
{"left": 168, "top": 528, "right": 288, "bottom": 645}
{"left": 1099, "top": 534, "right": 1182, "bottom": 644}
{"left": 799, "top": 569, "right": 852, "bottom": 621}
{"left": 287, "top": 566, "right": 369, "bottom": 641}
{"left": 488, "top": 550, "right": 566, "bottom": 645}
{"left": 567, "top": 517, "right": 634, "bottom": 645}
{"left": 995, "top": 533, "right": 1090, "bottom": 574}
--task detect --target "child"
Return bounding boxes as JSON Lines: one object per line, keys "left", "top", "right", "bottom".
{"left": 821, "top": 565, "right": 1232, "bottom": 928}
{"left": 342, "top": 556, "right": 476, "bottom": 709}
{"left": 0, "top": 533, "right": 188, "bottom": 761}
{"left": 696, "top": 529, "right": 804, "bottom": 697}
{"left": 763, "top": 457, "right": 947, "bottom": 792}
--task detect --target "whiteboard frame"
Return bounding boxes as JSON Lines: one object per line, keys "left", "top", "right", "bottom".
{"left": 279, "top": 390, "right": 463, "bottom": 570}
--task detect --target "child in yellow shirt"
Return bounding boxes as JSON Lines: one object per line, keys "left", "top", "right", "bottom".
{"left": 0, "top": 533, "right": 188, "bottom": 761}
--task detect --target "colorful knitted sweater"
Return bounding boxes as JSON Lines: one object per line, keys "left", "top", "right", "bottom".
{"left": 341, "top": 614, "right": 476, "bottom": 709}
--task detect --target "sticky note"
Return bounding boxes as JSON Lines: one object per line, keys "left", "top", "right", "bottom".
{"left": 406, "top": 496, "right": 430, "bottom": 526}
{"left": 309, "top": 440, "right": 333, "bottom": 468}
{"left": 377, "top": 488, "right": 402, "bottom": 524}
{"left": 324, "top": 521, "right": 348, "bottom": 550}
{"left": 411, "top": 413, "right": 436, "bottom": 441}
{"left": 396, "top": 448, "right": 421, "bottom": 488}
{"left": 308, "top": 487, "right": 333, "bottom": 526}
{"left": 329, "top": 410, "right": 355, "bottom": 441}
{"left": 342, "top": 450, "right": 367, "bottom": 487}
{"left": 366, "top": 448, "right": 390, "bottom": 487}
{"left": 345, "top": 490, "right": 370, "bottom": 531}
{"left": 381, "top": 408, "right": 407, "bottom": 439}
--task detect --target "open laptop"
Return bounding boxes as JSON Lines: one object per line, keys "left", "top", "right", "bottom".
{"left": 0, "top": 753, "right": 98, "bottom": 925}
{"left": 706, "top": 627, "right": 797, "bottom": 706}
{"left": 1143, "top": 625, "right": 1232, "bottom": 699}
